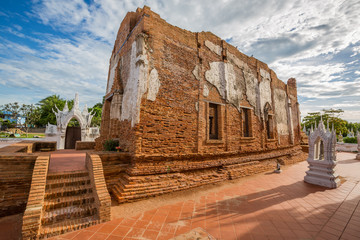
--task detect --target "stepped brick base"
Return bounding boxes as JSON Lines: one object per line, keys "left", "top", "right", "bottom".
{"left": 110, "top": 147, "right": 306, "bottom": 204}
{"left": 112, "top": 168, "right": 227, "bottom": 203}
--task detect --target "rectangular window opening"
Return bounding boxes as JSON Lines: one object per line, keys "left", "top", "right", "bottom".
{"left": 266, "top": 115, "right": 274, "bottom": 139}
{"left": 242, "top": 108, "right": 251, "bottom": 137}
{"left": 209, "top": 103, "right": 219, "bottom": 140}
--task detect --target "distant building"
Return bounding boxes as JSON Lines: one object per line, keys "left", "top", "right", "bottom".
{"left": 0, "top": 110, "right": 25, "bottom": 127}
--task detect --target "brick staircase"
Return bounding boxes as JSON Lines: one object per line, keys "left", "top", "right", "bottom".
{"left": 38, "top": 171, "right": 100, "bottom": 239}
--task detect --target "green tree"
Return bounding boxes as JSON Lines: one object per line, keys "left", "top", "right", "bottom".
{"left": 20, "top": 104, "right": 41, "bottom": 137}
{"left": 302, "top": 109, "right": 347, "bottom": 135}
{"left": 88, "top": 102, "right": 102, "bottom": 127}
{"left": 36, "top": 95, "right": 74, "bottom": 126}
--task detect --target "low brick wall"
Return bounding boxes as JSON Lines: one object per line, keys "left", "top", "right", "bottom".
{"left": 86, "top": 153, "right": 111, "bottom": 223}
{"left": 22, "top": 155, "right": 49, "bottom": 240}
{"left": 76, "top": 141, "right": 96, "bottom": 150}
{"left": 0, "top": 144, "right": 28, "bottom": 153}
{"left": 0, "top": 141, "right": 56, "bottom": 153}
{"left": 33, "top": 141, "right": 56, "bottom": 152}
{"left": 336, "top": 143, "right": 358, "bottom": 152}
{"left": 0, "top": 154, "right": 38, "bottom": 217}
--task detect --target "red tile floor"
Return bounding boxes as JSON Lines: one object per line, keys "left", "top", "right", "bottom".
{"left": 50, "top": 152, "right": 360, "bottom": 240}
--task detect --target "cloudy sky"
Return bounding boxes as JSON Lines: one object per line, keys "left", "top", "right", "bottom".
{"left": 0, "top": 0, "right": 359, "bottom": 121}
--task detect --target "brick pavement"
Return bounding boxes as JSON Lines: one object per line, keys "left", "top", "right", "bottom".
{"left": 50, "top": 152, "right": 360, "bottom": 240}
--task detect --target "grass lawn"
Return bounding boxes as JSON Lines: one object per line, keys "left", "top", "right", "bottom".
{"left": 0, "top": 133, "right": 45, "bottom": 138}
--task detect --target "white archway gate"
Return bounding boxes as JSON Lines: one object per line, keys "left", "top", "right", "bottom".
{"left": 53, "top": 93, "right": 99, "bottom": 149}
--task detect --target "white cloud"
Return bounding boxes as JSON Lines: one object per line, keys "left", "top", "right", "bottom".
{"left": 1, "top": 0, "right": 359, "bottom": 121}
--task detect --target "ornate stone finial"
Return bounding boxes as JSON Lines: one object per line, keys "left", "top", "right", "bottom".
{"left": 318, "top": 117, "right": 325, "bottom": 130}
{"left": 311, "top": 124, "right": 314, "bottom": 133}
{"left": 82, "top": 104, "right": 89, "bottom": 115}
{"left": 63, "top": 101, "right": 69, "bottom": 113}
{"left": 74, "top": 93, "right": 79, "bottom": 111}
{"left": 327, "top": 119, "right": 329, "bottom": 132}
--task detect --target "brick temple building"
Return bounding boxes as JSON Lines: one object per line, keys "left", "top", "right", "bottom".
{"left": 95, "top": 6, "right": 306, "bottom": 203}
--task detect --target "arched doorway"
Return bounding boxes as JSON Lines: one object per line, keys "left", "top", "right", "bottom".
{"left": 65, "top": 118, "right": 81, "bottom": 149}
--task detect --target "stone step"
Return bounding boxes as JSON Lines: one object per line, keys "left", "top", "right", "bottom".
{"left": 116, "top": 177, "right": 169, "bottom": 190}
{"left": 112, "top": 183, "right": 179, "bottom": 202}
{"left": 113, "top": 187, "right": 177, "bottom": 203}
{"left": 43, "top": 194, "right": 95, "bottom": 211}
{"left": 41, "top": 204, "right": 98, "bottom": 226}
{"left": 39, "top": 216, "right": 100, "bottom": 239}
{"left": 47, "top": 170, "right": 89, "bottom": 180}
{"left": 46, "top": 176, "right": 91, "bottom": 189}
{"left": 45, "top": 185, "right": 93, "bottom": 199}
{"left": 113, "top": 180, "right": 179, "bottom": 195}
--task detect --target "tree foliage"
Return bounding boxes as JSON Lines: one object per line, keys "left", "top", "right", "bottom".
{"left": 302, "top": 109, "right": 348, "bottom": 135}
{"left": 36, "top": 95, "right": 74, "bottom": 126}
{"left": 88, "top": 102, "right": 103, "bottom": 127}
{"left": 1, "top": 102, "right": 20, "bottom": 119}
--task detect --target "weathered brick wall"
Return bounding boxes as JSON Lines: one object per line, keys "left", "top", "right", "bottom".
{"left": 129, "top": 145, "right": 303, "bottom": 176}
{"left": 0, "top": 154, "right": 37, "bottom": 217}
{"left": 98, "top": 6, "right": 301, "bottom": 157}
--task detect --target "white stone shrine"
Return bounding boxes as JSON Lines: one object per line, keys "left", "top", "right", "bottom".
{"left": 45, "top": 122, "right": 57, "bottom": 136}
{"left": 304, "top": 118, "right": 341, "bottom": 188}
{"left": 52, "top": 93, "right": 100, "bottom": 149}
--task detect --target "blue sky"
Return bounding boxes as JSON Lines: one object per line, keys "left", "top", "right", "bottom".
{"left": 0, "top": 0, "right": 360, "bottom": 121}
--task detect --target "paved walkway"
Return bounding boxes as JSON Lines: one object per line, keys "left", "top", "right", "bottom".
{"left": 51, "top": 153, "right": 360, "bottom": 239}
{"left": 49, "top": 149, "right": 86, "bottom": 172}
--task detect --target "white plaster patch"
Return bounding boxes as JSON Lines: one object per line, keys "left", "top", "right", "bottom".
{"left": 205, "top": 40, "right": 222, "bottom": 56}
{"left": 205, "top": 62, "right": 242, "bottom": 111}
{"left": 192, "top": 65, "right": 200, "bottom": 80}
{"left": 106, "top": 61, "right": 117, "bottom": 94}
{"left": 205, "top": 62, "right": 227, "bottom": 97}
{"left": 260, "top": 68, "right": 271, "bottom": 80}
{"left": 227, "top": 50, "right": 246, "bottom": 69}
{"left": 259, "top": 69, "right": 272, "bottom": 115}
{"left": 120, "top": 38, "right": 161, "bottom": 127}
{"left": 274, "top": 88, "right": 289, "bottom": 135}
{"left": 147, "top": 68, "right": 160, "bottom": 101}
{"left": 203, "top": 84, "right": 209, "bottom": 97}
{"left": 244, "top": 67, "right": 258, "bottom": 110}
{"left": 121, "top": 40, "right": 149, "bottom": 127}
{"left": 195, "top": 102, "right": 199, "bottom": 111}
